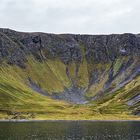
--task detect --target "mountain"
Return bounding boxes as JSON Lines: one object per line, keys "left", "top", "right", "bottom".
{"left": 0, "top": 28, "right": 139, "bottom": 120}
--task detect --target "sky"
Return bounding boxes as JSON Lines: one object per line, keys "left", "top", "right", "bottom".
{"left": 0, "top": 0, "right": 140, "bottom": 34}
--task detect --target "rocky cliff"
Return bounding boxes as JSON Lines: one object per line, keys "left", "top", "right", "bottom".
{"left": 0, "top": 28, "right": 139, "bottom": 119}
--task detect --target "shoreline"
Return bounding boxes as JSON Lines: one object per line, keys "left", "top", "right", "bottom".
{"left": 0, "top": 119, "right": 140, "bottom": 122}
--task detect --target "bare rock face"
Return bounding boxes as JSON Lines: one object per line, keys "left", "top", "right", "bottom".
{"left": 0, "top": 28, "right": 140, "bottom": 104}
{"left": 0, "top": 32, "right": 26, "bottom": 68}
{"left": 1, "top": 29, "right": 140, "bottom": 64}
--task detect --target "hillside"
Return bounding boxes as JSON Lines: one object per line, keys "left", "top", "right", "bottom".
{"left": 0, "top": 28, "right": 139, "bottom": 120}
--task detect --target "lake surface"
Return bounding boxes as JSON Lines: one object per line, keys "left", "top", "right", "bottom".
{"left": 0, "top": 121, "right": 140, "bottom": 140}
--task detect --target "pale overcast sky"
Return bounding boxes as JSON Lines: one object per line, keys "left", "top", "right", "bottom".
{"left": 0, "top": 0, "right": 140, "bottom": 34}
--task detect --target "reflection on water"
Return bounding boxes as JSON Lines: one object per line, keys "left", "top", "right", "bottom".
{"left": 0, "top": 121, "right": 140, "bottom": 140}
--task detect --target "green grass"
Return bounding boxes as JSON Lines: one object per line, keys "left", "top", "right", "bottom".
{"left": 0, "top": 57, "right": 139, "bottom": 120}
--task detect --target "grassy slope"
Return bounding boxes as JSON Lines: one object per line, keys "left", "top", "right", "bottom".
{"left": 0, "top": 31, "right": 139, "bottom": 120}
{"left": 0, "top": 59, "right": 139, "bottom": 120}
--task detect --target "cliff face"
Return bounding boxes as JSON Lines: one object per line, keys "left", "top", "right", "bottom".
{"left": 0, "top": 28, "right": 140, "bottom": 116}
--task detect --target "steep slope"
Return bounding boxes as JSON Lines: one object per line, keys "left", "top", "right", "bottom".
{"left": 0, "top": 28, "right": 139, "bottom": 119}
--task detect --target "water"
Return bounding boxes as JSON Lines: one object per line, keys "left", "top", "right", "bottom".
{"left": 0, "top": 121, "right": 140, "bottom": 140}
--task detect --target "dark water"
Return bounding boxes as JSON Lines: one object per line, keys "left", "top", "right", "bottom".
{"left": 0, "top": 121, "right": 140, "bottom": 140}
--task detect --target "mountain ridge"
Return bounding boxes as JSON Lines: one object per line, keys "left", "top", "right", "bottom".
{"left": 0, "top": 28, "right": 139, "bottom": 119}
